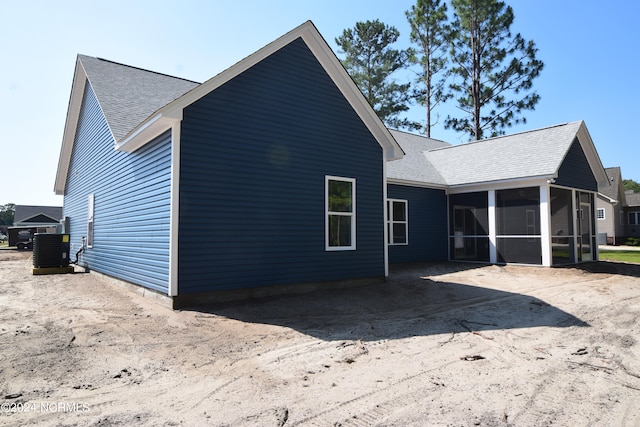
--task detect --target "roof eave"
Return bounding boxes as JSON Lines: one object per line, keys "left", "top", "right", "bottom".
{"left": 387, "top": 178, "right": 448, "bottom": 190}
{"left": 115, "top": 110, "right": 181, "bottom": 153}
{"left": 446, "top": 175, "right": 555, "bottom": 194}
{"left": 54, "top": 58, "right": 87, "bottom": 195}
{"left": 117, "top": 21, "right": 404, "bottom": 160}
{"left": 574, "top": 121, "right": 609, "bottom": 186}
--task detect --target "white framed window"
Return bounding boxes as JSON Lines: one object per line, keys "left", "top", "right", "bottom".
{"left": 596, "top": 208, "right": 605, "bottom": 220}
{"left": 87, "top": 193, "right": 94, "bottom": 248}
{"left": 326, "top": 176, "right": 355, "bottom": 250}
{"left": 387, "top": 199, "right": 408, "bottom": 245}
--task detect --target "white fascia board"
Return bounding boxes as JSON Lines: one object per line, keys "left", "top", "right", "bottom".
{"left": 115, "top": 109, "right": 182, "bottom": 153}
{"left": 386, "top": 178, "right": 448, "bottom": 190}
{"left": 576, "top": 121, "right": 609, "bottom": 186}
{"left": 112, "top": 21, "right": 404, "bottom": 161}
{"left": 300, "top": 26, "right": 404, "bottom": 161}
{"left": 445, "top": 176, "right": 553, "bottom": 194}
{"left": 54, "top": 60, "right": 88, "bottom": 195}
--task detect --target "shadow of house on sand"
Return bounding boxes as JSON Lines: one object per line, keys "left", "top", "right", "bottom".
{"left": 573, "top": 260, "right": 640, "bottom": 278}
{"left": 187, "top": 263, "right": 588, "bottom": 342}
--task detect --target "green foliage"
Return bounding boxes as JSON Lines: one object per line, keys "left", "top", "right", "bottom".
{"left": 406, "top": 0, "right": 450, "bottom": 137}
{"left": 623, "top": 179, "right": 640, "bottom": 193}
{"left": 625, "top": 237, "right": 640, "bottom": 247}
{"left": 444, "top": 0, "right": 544, "bottom": 140}
{"left": 336, "top": 20, "right": 419, "bottom": 130}
{"left": 0, "top": 203, "right": 15, "bottom": 225}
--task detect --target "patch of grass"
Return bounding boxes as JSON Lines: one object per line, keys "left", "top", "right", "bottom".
{"left": 599, "top": 250, "right": 640, "bottom": 264}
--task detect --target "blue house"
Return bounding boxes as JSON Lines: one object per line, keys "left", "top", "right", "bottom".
{"left": 55, "top": 21, "right": 608, "bottom": 307}
{"left": 55, "top": 21, "right": 404, "bottom": 306}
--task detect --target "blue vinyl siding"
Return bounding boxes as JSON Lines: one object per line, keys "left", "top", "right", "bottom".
{"left": 63, "top": 83, "right": 171, "bottom": 293}
{"left": 555, "top": 139, "right": 598, "bottom": 191}
{"left": 178, "top": 37, "right": 385, "bottom": 293}
{"left": 387, "top": 184, "right": 448, "bottom": 264}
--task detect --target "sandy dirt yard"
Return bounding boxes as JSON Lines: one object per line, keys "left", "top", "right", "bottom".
{"left": 1, "top": 250, "right": 640, "bottom": 426}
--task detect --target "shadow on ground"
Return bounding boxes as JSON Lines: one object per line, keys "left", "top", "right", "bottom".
{"left": 186, "top": 262, "right": 588, "bottom": 342}
{"left": 573, "top": 260, "right": 640, "bottom": 278}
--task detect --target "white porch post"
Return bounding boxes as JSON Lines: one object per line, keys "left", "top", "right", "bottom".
{"left": 540, "top": 185, "right": 552, "bottom": 266}
{"left": 488, "top": 190, "right": 497, "bottom": 264}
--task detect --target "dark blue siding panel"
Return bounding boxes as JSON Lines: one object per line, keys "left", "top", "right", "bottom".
{"left": 555, "top": 139, "right": 598, "bottom": 191}
{"left": 178, "top": 37, "right": 385, "bottom": 293}
{"left": 63, "top": 83, "right": 171, "bottom": 293}
{"left": 387, "top": 184, "right": 448, "bottom": 263}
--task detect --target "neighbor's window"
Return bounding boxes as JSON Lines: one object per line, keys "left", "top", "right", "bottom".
{"left": 596, "top": 208, "right": 605, "bottom": 220}
{"left": 326, "top": 176, "right": 355, "bottom": 250}
{"left": 387, "top": 199, "right": 408, "bottom": 245}
{"left": 630, "top": 212, "right": 640, "bottom": 225}
{"left": 87, "top": 193, "right": 94, "bottom": 248}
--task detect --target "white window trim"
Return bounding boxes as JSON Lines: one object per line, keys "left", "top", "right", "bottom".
{"left": 596, "top": 208, "right": 605, "bottom": 220}
{"left": 325, "top": 176, "right": 356, "bottom": 251}
{"left": 387, "top": 199, "right": 408, "bottom": 245}
{"left": 87, "top": 193, "right": 94, "bottom": 249}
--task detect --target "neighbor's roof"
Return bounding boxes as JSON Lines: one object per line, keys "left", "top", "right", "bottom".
{"left": 55, "top": 21, "right": 404, "bottom": 195}
{"left": 14, "top": 205, "right": 63, "bottom": 224}
{"left": 599, "top": 166, "right": 623, "bottom": 202}
{"left": 626, "top": 191, "right": 640, "bottom": 207}
{"left": 424, "top": 121, "right": 608, "bottom": 187}
{"left": 387, "top": 130, "right": 450, "bottom": 187}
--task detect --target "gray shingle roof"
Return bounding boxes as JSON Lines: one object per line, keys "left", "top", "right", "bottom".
{"left": 14, "top": 205, "right": 63, "bottom": 224}
{"left": 626, "top": 191, "right": 640, "bottom": 207}
{"left": 387, "top": 130, "right": 450, "bottom": 186}
{"left": 424, "top": 121, "right": 584, "bottom": 186}
{"left": 78, "top": 55, "right": 200, "bottom": 141}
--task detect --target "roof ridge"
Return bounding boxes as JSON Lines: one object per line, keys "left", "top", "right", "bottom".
{"left": 427, "top": 121, "right": 581, "bottom": 152}
{"left": 82, "top": 55, "right": 201, "bottom": 85}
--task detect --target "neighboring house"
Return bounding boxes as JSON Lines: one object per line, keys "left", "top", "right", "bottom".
{"left": 8, "top": 205, "right": 63, "bottom": 248}
{"left": 596, "top": 167, "right": 626, "bottom": 245}
{"left": 54, "top": 21, "right": 609, "bottom": 307}
{"left": 625, "top": 190, "right": 640, "bottom": 238}
{"left": 13, "top": 205, "right": 62, "bottom": 227}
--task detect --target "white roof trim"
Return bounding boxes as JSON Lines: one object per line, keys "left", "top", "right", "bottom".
{"left": 387, "top": 178, "right": 448, "bottom": 190}
{"left": 445, "top": 176, "right": 554, "bottom": 194}
{"left": 117, "top": 21, "right": 404, "bottom": 160}
{"left": 54, "top": 60, "right": 87, "bottom": 195}
{"left": 574, "top": 121, "right": 609, "bottom": 186}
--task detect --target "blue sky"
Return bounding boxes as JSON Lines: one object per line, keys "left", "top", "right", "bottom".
{"left": 2, "top": 0, "right": 639, "bottom": 206}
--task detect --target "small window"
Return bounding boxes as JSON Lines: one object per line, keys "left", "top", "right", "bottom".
{"left": 596, "top": 208, "right": 605, "bottom": 220}
{"left": 387, "top": 199, "right": 408, "bottom": 245}
{"left": 87, "top": 193, "right": 94, "bottom": 248}
{"left": 326, "top": 176, "right": 355, "bottom": 250}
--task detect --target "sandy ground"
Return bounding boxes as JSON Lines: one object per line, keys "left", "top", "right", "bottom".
{"left": 1, "top": 250, "right": 640, "bottom": 426}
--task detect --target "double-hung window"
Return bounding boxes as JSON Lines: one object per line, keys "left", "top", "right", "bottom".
{"left": 326, "top": 176, "right": 355, "bottom": 250}
{"left": 630, "top": 212, "right": 640, "bottom": 225}
{"left": 387, "top": 199, "right": 408, "bottom": 245}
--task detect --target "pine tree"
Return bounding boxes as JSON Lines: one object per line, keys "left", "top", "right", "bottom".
{"left": 336, "top": 20, "right": 419, "bottom": 130}
{"left": 406, "top": 0, "right": 450, "bottom": 137}
{"left": 445, "top": 0, "right": 544, "bottom": 140}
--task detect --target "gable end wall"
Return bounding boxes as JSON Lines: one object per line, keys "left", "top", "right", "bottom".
{"left": 63, "top": 83, "right": 172, "bottom": 293}
{"left": 177, "top": 38, "right": 385, "bottom": 294}
{"left": 555, "top": 139, "right": 598, "bottom": 191}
